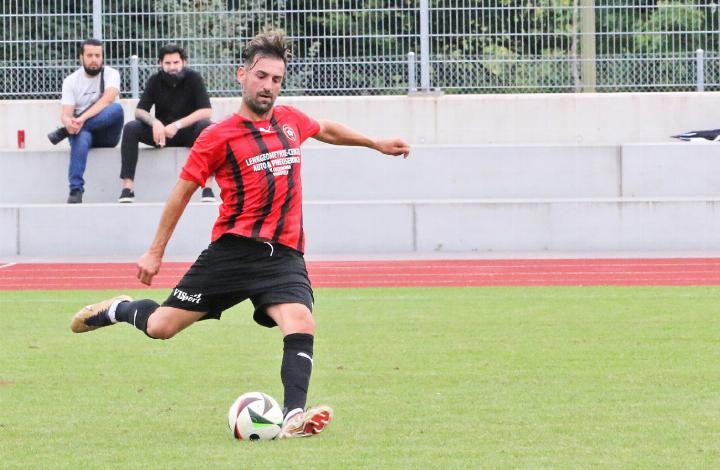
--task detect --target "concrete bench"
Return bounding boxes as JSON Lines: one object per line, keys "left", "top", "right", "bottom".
{"left": 3, "top": 197, "right": 720, "bottom": 257}
{"left": 3, "top": 144, "right": 622, "bottom": 203}
{"left": 0, "top": 147, "right": 205, "bottom": 203}
{"left": 5, "top": 142, "right": 720, "bottom": 204}
{"left": 621, "top": 142, "right": 720, "bottom": 197}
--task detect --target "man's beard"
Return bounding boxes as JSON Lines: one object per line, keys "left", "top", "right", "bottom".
{"left": 83, "top": 64, "right": 103, "bottom": 76}
{"left": 245, "top": 93, "right": 276, "bottom": 116}
{"left": 159, "top": 69, "right": 186, "bottom": 86}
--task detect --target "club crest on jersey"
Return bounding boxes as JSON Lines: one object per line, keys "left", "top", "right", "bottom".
{"left": 283, "top": 124, "right": 297, "bottom": 142}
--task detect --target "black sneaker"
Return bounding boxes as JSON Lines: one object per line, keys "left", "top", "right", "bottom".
{"left": 118, "top": 188, "right": 135, "bottom": 203}
{"left": 67, "top": 188, "right": 83, "bottom": 204}
{"left": 48, "top": 127, "right": 70, "bottom": 145}
{"left": 201, "top": 187, "right": 216, "bottom": 202}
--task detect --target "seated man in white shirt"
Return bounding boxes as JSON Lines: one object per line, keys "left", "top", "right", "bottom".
{"left": 52, "top": 38, "right": 124, "bottom": 204}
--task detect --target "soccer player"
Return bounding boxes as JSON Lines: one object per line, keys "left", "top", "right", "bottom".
{"left": 70, "top": 28, "right": 410, "bottom": 438}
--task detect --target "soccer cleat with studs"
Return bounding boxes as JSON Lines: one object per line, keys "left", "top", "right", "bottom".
{"left": 279, "top": 405, "right": 333, "bottom": 439}
{"left": 70, "top": 295, "right": 133, "bottom": 333}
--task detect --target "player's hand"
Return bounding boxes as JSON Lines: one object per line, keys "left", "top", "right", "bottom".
{"left": 152, "top": 121, "right": 166, "bottom": 147}
{"left": 375, "top": 138, "right": 410, "bottom": 159}
{"left": 164, "top": 123, "right": 178, "bottom": 139}
{"left": 137, "top": 251, "right": 162, "bottom": 286}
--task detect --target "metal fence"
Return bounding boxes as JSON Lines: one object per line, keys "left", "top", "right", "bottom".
{"left": 2, "top": 1, "right": 720, "bottom": 99}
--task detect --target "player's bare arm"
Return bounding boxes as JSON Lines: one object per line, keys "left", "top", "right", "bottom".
{"left": 137, "top": 178, "right": 199, "bottom": 285}
{"left": 314, "top": 119, "right": 410, "bottom": 158}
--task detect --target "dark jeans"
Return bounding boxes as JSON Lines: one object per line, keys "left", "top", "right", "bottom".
{"left": 68, "top": 102, "right": 124, "bottom": 191}
{"left": 120, "top": 118, "right": 212, "bottom": 181}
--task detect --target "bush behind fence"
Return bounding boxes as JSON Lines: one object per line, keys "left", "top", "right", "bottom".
{"left": 2, "top": 1, "right": 719, "bottom": 99}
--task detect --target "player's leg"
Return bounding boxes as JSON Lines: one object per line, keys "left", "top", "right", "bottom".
{"left": 249, "top": 242, "right": 333, "bottom": 438}
{"left": 70, "top": 295, "right": 205, "bottom": 339}
{"left": 71, "top": 238, "right": 236, "bottom": 338}
{"left": 260, "top": 302, "right": 333, "bottom": 438}
{"left": 267, "top": 302, "right": 316, "bottom": 413}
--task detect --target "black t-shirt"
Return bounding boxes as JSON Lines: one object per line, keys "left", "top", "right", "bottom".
{"left": 137, "top": 68, "right": 211, "bottom": 125}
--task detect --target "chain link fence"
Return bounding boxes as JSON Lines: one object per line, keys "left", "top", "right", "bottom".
{"left": 2, "top": 1, "right": 719, "bottom": 99}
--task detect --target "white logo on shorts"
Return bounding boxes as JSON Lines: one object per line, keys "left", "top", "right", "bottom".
{"left": 173, "top": 288, "right": 203, "bottom": 304}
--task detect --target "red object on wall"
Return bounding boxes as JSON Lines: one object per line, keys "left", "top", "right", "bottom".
{"left": 17, "top": 130, "right": 25, "bottom": 149}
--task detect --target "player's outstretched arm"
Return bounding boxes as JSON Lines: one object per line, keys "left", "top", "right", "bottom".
{"left": 137, "top": 178, "right": 199, "bottom": 286}
{"left": 314, "top": 119, "right": 410, "bottom": 158}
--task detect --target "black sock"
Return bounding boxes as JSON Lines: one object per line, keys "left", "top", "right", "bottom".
{"left": 115, "top": 299, "right": 159, "bottom": 337}
{"left": 281, "top": 333, "right": 314, "bottom": 415}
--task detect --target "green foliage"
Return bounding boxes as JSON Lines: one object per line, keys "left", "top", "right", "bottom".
{"left": 2, "top": 1, "right": 719, "bottom": 96}
{"left": 633, "top": 1, "right": 707, "bottom": 53}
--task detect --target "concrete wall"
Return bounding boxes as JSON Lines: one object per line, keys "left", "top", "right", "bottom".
{"left": 6, "top": 142, "right": 720, "bottom": 204}
{"left": 3, "top": 92, "right": 720, "bottom": 150}
{"left": 4, "top": 89, "right": 720, "bottom": 257}
{"left": 0, "top": 148, "right": 187, "bottom": 203}
{"left": 3, "top": 141, "right": 720, "bottom": 257}
{"left": 414, "top": 198, "right": 720, "bottom": 252}
{"left": 621, "top": 143, "right": 720, "bottom": 197}
{"left": 4, "top": 198, "right": 720, "bottom": 258}
{"left": 0, "top": 145, "right": 622, "bottom": 203}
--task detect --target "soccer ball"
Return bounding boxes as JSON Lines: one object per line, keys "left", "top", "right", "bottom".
{"left": 228, "top": 392, "right": 283, "bottom": 441}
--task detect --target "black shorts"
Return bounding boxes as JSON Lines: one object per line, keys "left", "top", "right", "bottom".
{"left": 162, "top": 234, "right": 313, "bottom": 328}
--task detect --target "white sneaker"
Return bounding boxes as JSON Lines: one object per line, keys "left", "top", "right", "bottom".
{"left": 279, "top": 405, "right": 333, "bottom": 438}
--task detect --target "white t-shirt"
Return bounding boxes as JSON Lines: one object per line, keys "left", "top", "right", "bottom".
{"left": 61, "top": 66, "right": 121, "bottom": 115}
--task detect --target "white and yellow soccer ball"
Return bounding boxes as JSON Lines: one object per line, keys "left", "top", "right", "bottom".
{"left": 228, "top": 392, "right": 283, "bottom": 441}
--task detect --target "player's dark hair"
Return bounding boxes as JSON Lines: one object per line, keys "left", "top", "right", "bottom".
{"left": 79, "top": 38, "right": 102, "bottom": 56}
{"left": 241, "top": 27, "right": 291, "bottom": 68}
{"left": 158, "top": 43, "right": 188, "bottom": 62}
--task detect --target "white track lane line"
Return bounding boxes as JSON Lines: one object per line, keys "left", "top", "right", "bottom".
{"left": 0, "top": 263, "right": 17, "bottom": 269}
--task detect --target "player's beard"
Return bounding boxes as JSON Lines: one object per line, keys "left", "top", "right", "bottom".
{"left": 245, "top": 92, "right": 276, "bottom": 116}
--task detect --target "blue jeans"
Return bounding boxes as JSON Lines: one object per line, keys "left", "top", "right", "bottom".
{"left": 68, "top": 102, "right": 124, "bottom": 191}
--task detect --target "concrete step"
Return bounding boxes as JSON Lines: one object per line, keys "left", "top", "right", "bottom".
{"left": 3, "top": 197, "right": 719, "bottom": 258}
{"left": 621, "top": 142, "right": 720, "bottom": 197}
{"left": 4, "top": 93, "right": 720, "bottom": 150}
{"left": 1, "top": 144, "right": 623, "bottom": 203}
{"left": 5, "top": 142, "right": 720, "bottom": 203}
{"left": 1, "top": 147, "right": 192, "bottom": 203}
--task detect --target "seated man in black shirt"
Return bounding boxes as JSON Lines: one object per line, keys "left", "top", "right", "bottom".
{"left": 119, "top": 43, "right": 215, "bottom": 202}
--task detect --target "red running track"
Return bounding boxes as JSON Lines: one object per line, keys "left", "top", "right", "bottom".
{"left": 1, "top": 258, "right": 720, "bottom": 290}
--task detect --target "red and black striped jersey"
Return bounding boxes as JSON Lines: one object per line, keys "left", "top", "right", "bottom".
{"left": 180, "top": 105, "right": 320, "bottom": 252}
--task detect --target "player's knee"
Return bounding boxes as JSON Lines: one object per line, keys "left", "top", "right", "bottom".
{"left": 146, "top": 319, "right": 179, "bottom": 340}
{"left": 291, "top": 307, "right": 315, "bottom": 334}
{"left": 268, "top": 304, "right": 315, "bottom": 334}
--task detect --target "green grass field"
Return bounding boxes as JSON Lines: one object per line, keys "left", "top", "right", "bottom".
{"left": 1, "top": 286, "right": 719, "bottom": 469}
